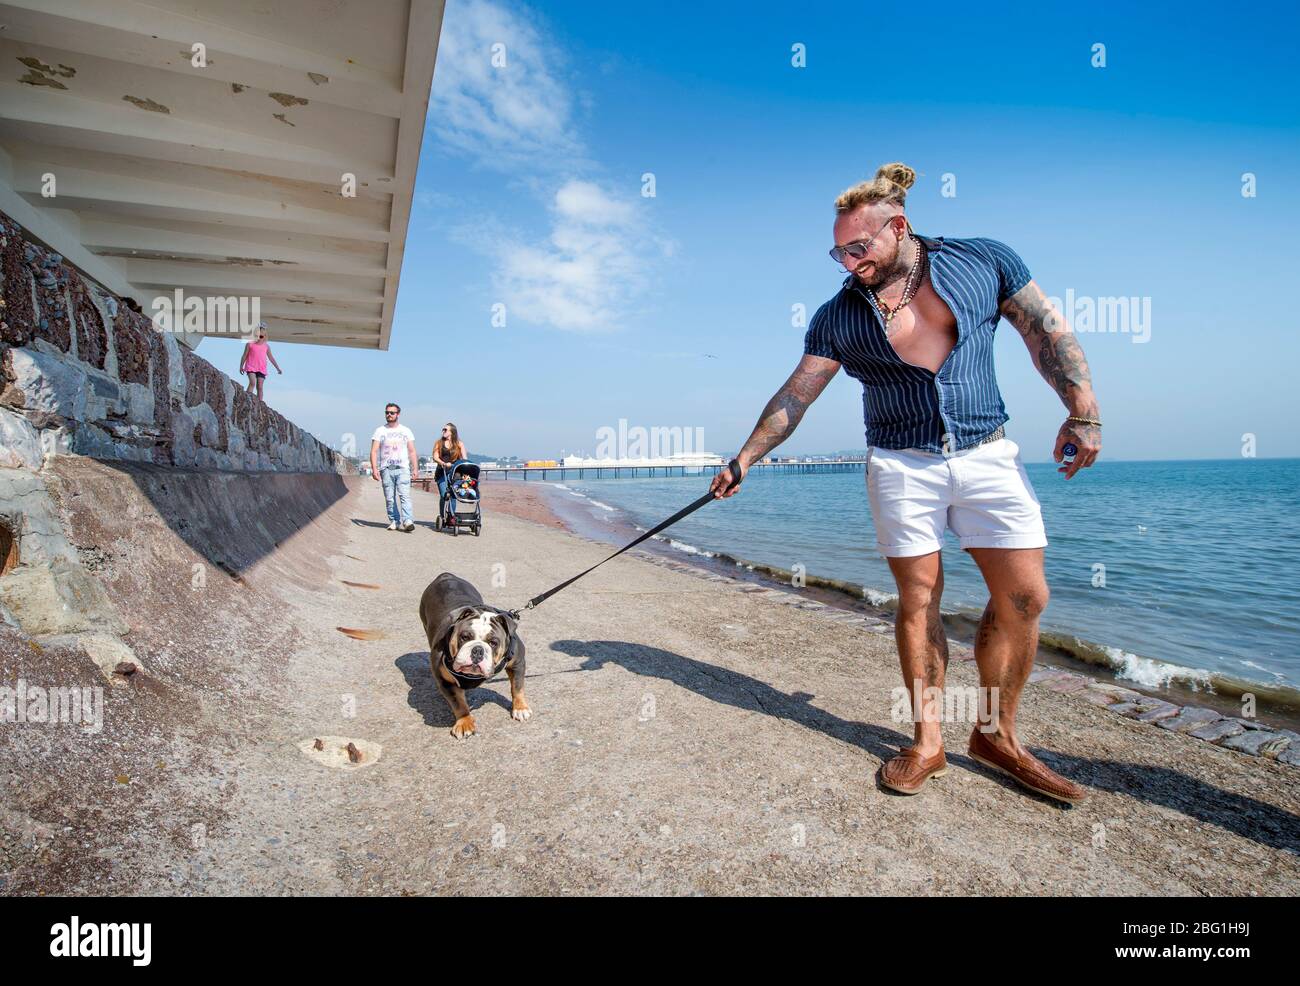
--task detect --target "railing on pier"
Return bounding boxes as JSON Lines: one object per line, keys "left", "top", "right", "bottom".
{"left": 479, "top": 460, "right": 869, "bottom": 482}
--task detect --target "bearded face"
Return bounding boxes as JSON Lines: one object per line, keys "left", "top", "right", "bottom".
{"left": 833, "top": 208, "right": 906, "bottom": 288}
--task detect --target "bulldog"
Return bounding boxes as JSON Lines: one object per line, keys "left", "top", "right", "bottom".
{"left": 418, "top": 572, "right": 529, "bottom": 739}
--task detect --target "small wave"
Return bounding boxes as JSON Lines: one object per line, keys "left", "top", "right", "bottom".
{"left": 864, "top": 587, "right": 899, "bottom": 607}
{"left": 1104, "top": 647, "right": 1214, "bottom": 691}
{"left": 1035, "top": 631, "right": 1214, "bottom": 690}
{"left": 1033, "top": 631, "right": 1300, "bottom": 706}
{"left": 1240, "top": 659, "right": 1283, "bottom": 679}
{"left": 700, "top": 551, "right": 895, "bottom": 604}
{"left": 553, "top": 484, "right": 618, "bottom": 513}
{"left": 668, "top": 538, "right": 710, "bottom": 556}
{"left": 648, "top": 532, "right": 716, "bottom": 558}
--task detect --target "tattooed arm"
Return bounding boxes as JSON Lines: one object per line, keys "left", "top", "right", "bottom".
{"left": 1000, "top": 281, "right": 1102, "bottom": 478}
{"left": 709, "top": 354, "right": 840, "bottom": 498}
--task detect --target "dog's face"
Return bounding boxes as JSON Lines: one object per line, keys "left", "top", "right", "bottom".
{"left": 445, "top": 607, "right": 512, "bottom": 678}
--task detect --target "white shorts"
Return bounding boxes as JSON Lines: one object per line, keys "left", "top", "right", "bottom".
{"left": 865, "top": 438, "right": 1047, "bottom": 558}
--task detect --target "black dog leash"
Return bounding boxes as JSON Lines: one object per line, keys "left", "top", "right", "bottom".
{"left": 505, "top": 459, "right": 743, "bottom": 621}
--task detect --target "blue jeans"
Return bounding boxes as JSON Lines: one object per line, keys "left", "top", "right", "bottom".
{"left": 381, "top": 463, "right": 412, "bottom": 526}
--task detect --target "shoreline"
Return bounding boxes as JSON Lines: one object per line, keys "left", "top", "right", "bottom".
{"left": 487, "top": 476, "right": 1300, "bottom": 752}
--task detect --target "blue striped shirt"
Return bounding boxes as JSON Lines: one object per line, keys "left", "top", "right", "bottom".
{"left": 803, "top": 235, "right": 1031, "bottom": 453}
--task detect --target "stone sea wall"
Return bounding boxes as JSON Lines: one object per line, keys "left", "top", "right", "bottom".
{"left": 0, "top": 210, "right": 347, "bottom": 474}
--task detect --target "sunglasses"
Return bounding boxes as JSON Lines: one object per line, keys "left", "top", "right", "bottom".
{"left": 829, "top": 217, "right": 901, "bottom": 265}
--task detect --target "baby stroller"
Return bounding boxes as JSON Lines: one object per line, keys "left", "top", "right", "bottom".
{"left": 435, "top": 461, "right": 482, "bottom": 536}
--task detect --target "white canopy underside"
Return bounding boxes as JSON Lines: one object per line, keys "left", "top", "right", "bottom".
{"left": 0, "top": 0, "right": 443, "bottom": 349}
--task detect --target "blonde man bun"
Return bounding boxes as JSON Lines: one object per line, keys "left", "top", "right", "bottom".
{"left": 875, "top": 162, "right": 916, "bottom": 190}
{"left": 834, "top": 161, "right": 918, "bottom": 214}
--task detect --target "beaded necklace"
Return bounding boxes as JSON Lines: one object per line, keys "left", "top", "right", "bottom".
{"left": 866, "top": 235, "right": 927, "bottom": 324}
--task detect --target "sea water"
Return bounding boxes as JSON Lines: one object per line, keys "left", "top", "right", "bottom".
{"left": 542, "top": 458, "right": 1300, "bottom": 703}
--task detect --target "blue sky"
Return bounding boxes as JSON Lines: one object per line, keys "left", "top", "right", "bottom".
{"left": 203, "top": 0, "right": 1300, "bottom": 463}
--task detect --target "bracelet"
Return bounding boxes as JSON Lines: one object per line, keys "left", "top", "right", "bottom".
{"left": 1067, "top": 416, "right": 1102, "bottom": 427}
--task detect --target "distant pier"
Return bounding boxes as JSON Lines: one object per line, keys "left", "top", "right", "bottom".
{"left": 481, "top": 459, "right": 869, "bottom": 482}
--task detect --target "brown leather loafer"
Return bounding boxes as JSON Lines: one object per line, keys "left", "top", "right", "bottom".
{"left": 878, "top": 747, "right": 948, "bottom": 795}
{"left": 967, "top": 728, "right": 1087, "bottom": 804}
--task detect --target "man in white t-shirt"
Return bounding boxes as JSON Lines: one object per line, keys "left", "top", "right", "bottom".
{"left": 369, "top": 403, "right": 418, "bottom": 532}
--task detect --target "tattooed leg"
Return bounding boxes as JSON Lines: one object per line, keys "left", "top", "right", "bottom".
{"left": 967, "top": 548, "right": 1048, "bottom": 756}
{"left": 886, "top": 552, "right": 947, "bottom": 755}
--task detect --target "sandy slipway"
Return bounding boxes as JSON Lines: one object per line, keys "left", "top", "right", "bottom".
{"left": 2, "top": 462, "right": 1298, "bottom": 895}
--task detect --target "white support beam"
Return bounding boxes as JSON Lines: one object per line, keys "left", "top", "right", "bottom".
{"left": 250, "top": 300, "right": 381, "bottom": 323}
{"left": 0, "top": 0, "right": 441, "bottom": 350}
{"left": 0, "top": 3, "right": 404, "bottom": 117}
{"left": 9, "top": 162, "right": 390, "bottom": 240}
{"left": 127, "top": 261, "right": 381, "bottom": 297}
{"left": 3, "top": 0, "right": 402, "bottom": 92}
{"left": 82, "top": 219, "right": 388, "bottom": 277}
{"left": 250, "top": 324, "right": 381, "bottom": 342}
{"left": 380, "top": 0, "right": 442, "bottom": 350}
{"left": 0, "top": 86, "right": 394, "bottom": 186}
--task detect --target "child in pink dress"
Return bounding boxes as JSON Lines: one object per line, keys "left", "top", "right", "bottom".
{"left": 239, "top": 324, "right": 282, "bottom": 400}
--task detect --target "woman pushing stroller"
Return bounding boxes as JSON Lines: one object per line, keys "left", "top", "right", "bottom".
{"left": 432, "top": 422, "right": 469, "bottom": 499}
{"left": 432, "top": 423, "right": 482, "bottom": 535}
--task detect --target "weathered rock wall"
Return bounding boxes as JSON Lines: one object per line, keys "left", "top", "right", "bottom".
{"left": 0, "top": 210, "right": 348, "bottom": 474}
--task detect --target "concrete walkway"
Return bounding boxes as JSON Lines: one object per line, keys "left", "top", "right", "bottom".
{"left": 4, "top": 465, "right": 1298, "bottom": 895}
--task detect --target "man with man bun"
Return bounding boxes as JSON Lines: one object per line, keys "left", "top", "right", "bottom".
{"left": 711, "top": 163, "right": 1101, "bottom": 804}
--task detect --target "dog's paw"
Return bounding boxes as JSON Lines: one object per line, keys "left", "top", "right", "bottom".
{"left": 510, "top": 700, "right": 532, "bottom": 722}
{"left": 451, "top": 715, "right": 477, "bottom": 739}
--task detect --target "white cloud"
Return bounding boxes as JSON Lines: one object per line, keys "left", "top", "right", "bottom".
{"left": 492, "top": 179, "right": 671, "bottom": 332}
{"left": 429, "top": 0, "right": 586, "bottom": 173}
{"left": 429, "top": 1, "right": 673, "bottom": 333}
{"left": 555, "top": 181, "right": 634, "bottom": 225}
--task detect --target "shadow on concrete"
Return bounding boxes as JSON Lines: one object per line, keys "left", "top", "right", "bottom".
{"left": 549, "top": 638, "right": 909, "bottom": 763}
{"left": 395, "top": 651, "right": 513, "bottom": 729}
{"left": 50, "top": 457, "right": 351, "bottom": 577}
{"left": 349, "top": 518, "right": 448, "bottom": 538}
{"left": 400, "top": 639, "right": 1299, "bottom": 853}
{"left": 351, "top": 519, "right": 449, "bottom": 535}
{"left": 550, "top": 641, "right": 1300, "bottom": 852}
{"left": 957, "top": 750, "right": 1300, "bottom": 854}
